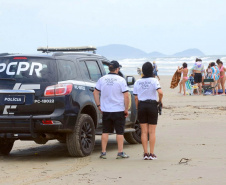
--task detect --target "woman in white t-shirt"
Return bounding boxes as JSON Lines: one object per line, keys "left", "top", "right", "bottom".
{"left": 133, "top": 62, "right": 163, "bottom": 160}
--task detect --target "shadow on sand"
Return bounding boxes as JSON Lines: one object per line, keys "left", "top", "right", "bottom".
{"left": 1, "top": 136, "right": 132, "bottom": 162}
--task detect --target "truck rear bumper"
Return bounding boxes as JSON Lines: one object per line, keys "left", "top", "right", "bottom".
{"left": 0, "top": 113, "right": 77, "bottom": 135}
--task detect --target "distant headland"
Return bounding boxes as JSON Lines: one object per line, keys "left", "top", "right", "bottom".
{"left": 97, "top": 44, "right": 205, "bottom": 59}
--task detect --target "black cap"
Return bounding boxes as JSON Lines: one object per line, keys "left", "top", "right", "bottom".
{"left": 109, "top": 60, "right": 120, "bottom": 69}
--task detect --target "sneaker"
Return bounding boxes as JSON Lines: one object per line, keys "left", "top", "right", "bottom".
{"left": 149, "top": 153, "right": 157, "bottom": 160}
{"left": 143, "top": 153, "right": 149, "bottom": 160}
{"left": 100, "top": 152, "right": 107, "bottom": 159}
{"left": 116, "top": 152, "right": 129, "bottom": 159}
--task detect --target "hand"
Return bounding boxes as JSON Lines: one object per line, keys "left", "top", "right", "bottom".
{"left": 124, "top": 110, "right": 129, "bottom": 117}
{"left": 98, "top": 106, "right": 102, "bottom": 113}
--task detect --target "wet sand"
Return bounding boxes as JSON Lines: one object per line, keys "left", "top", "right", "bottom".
{"left": 0, "top": 75, "right": 226, "bottom": 185}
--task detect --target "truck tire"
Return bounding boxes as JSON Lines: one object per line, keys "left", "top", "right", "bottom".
{"left": 124, "top": 121, "right": 141, "bottom": 144}
{"left": 66, "top": 114, "right": 95, "bottom": 157}
{"left": 0, "top": 140, "right": 14, "bottom": 156}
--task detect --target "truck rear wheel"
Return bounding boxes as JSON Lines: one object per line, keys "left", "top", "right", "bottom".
{"left": 66, "top": 114, "right": 95, "bottom": 157}
{"left": 124, "top": 121, "right": 141, "bottom": 144}
{"left": 0, "top": 140, "right": 14, "bottom": 156}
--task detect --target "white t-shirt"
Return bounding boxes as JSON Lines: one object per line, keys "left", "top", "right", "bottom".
{"left": 95, "top": 73, "right": 128, "bottom": 112}
{"left": 133, "top": 77, "right": 161, "bottom": 101}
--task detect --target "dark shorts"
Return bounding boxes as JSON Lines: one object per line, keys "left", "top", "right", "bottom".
{"left": 138, "top": 101, "right": 158, "bottom": 125}
{"left": 102, "top": 111, "right": 125, "bottom": 135}
{"left": 194, "top": 73, "right": 202, "bottom": 83}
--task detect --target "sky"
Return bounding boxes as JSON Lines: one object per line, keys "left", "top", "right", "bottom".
{"left": 0, "top": 0, "right": 226, "bottom": 55}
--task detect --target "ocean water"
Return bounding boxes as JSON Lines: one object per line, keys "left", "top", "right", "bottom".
{"left": 119, "top": 55, "right": 226, "bottom": 76}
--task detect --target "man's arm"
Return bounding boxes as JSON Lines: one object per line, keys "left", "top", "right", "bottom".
{"left": 93, "top": 89, "right": 101, "bottom": 111}
{"left": 123, "top": 92, "right": 129, "bottom": 117}
{"left": 134, "top": 95, "right": 138, "bottom": 109}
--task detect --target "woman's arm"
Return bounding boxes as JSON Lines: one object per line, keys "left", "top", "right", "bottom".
{"left": 157, "top": 89, "right": 163, "bottom": 107}
{"left": 134, "top": 95, "right": 139, "bottom": 109}
{"left": 177, "top": 67, "right": 183, "bottom": 73}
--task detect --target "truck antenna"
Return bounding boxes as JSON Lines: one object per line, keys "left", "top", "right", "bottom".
{"left": 46, "top": 24, "right": 49, "bottom": 53}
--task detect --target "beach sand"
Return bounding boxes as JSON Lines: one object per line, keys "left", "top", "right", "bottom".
{"left": 0, "top": 75, "right": 226, "bottom": 185}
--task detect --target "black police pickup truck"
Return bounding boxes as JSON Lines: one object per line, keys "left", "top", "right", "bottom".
{"left": 0, "top": 46, "right": 141, "bottom": 157}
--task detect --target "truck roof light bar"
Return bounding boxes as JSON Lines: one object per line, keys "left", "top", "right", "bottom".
{"left": 37, "top": 46, "right": 97, "bottom": 53}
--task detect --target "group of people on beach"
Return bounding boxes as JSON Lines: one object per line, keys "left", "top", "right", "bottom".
{"left": 94, "top": 61, "right": 162, "bottom": 160}
{"left": 177, "top": 58, "right": 226, "bottom": 96}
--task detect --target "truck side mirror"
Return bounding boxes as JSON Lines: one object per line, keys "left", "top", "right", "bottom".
{"left": 126, "top": 76, "right": 135, "bottom": 86}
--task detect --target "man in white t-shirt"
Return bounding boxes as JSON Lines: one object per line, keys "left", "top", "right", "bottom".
{"left": 93, "top": 60, "right": 129, "bottom": 159}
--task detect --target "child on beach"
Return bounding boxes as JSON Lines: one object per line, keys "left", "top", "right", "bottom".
{"left": 177, "top": 63, "right": 188, "bottom": 96}
{"left": 188, "top": 74, "right": 194, "bottom": 85}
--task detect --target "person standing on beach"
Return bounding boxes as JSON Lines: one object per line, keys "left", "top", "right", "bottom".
{"left": 133, "top": 62, "right": 163, "bottom": 160}
{"left": 153, "top": 61, "right": 160, "bottom": 80}
{"left": 93, "top": 60, "right": 130, "bottom": 159}
{"left": 216, "top": 59, "right": 222, "bottom": 90}
{"left": 206, "top": 63, "right": 212, "bottom": 79}
{"left": 177, "top": 63, "right": 188, "bottom": 96}
{"left": 189, "top": 58, "right": 205, "bottom": 95}
{"left": 216, "top": 60, "right": 226, "bottom": 95}
{"left": 210, "top": 62, "right": 220, "bottom": 95}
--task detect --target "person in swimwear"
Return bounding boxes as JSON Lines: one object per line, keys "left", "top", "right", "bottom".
{"left": 177, "top": 62, "right": 188, "bottom": 96}
{"left": 216, "top": 59, "right": 226, "bottom": 95}
{"left": 206, "top": 63, "right": 212, "bottom": 79}
{"left": 216, "top": 59, "right": 222, "bottom": 90}
{"left": 189, "top": 58, "right": 205, "bottom": 95}
{"left": 210, "top": 62, "right": 220, "bottom": 95}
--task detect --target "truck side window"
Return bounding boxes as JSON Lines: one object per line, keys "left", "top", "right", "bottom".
{"left": 79, "top": 61, "right": 90, "bottom": 80}
{"left": 102, "top": 63, "right": 110, "bottom": 75}
{"left": 85, "top": 61, "right": 102, "bottom": 82}
{"left": 79, "top": 61, "right": 102, "bottom": 82}
{"left": 57, "top": 60, "right": 77, "bottom": 81}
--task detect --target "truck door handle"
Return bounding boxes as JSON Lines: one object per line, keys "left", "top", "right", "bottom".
{"left": 89, "top": 87, "right": 94, "bottom": 92}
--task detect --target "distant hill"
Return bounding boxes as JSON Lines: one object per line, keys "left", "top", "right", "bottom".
{"left": 97, "top": 44, "right": 146, "bottom": 59}
{"left": 148, "top": 52, "right": 166, "bottom": 58}
{"left": 173, "top": 49, "right": 205, "bottom": 57}
{"left": 97, "top": 44, "right": 204, "bottom": 59}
